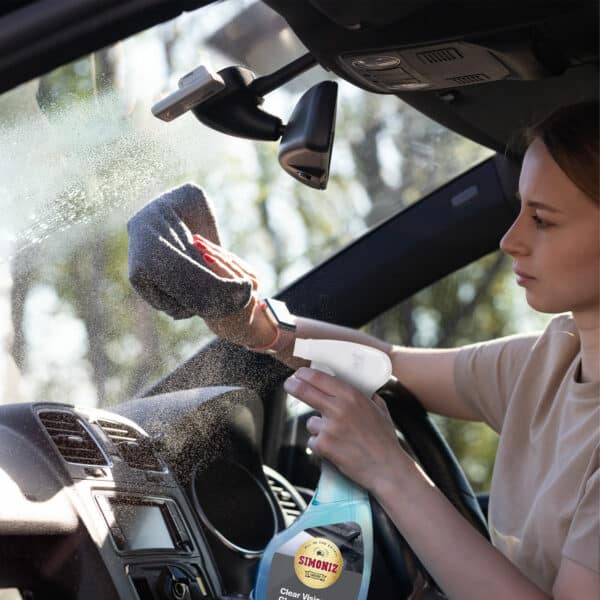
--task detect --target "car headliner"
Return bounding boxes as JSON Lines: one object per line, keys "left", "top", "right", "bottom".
{"left": 1, "top": 0, "right": 598, "bottom": 153}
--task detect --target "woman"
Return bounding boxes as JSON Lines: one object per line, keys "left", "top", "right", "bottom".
{"left": 194, "top": 101, "right": 599, "bottom": 598}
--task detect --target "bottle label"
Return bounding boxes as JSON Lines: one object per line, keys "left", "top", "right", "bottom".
{"left": 266, "top": 521, "right": 363, "bottom": 599}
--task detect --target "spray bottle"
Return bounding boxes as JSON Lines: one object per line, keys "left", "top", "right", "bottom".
{"left": 253, "top": 339, "right": 392, "bottom": 600}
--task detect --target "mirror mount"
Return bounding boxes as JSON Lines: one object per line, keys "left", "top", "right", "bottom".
{"left": 192, "top": 65, "right": 283, "bottom": 141}
{"left": 191, "top": 53, "right": 317, "bottom": 141}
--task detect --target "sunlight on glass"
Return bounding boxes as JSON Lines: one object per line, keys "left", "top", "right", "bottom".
{"left": 1, "top": 1, "right": 495, "bottom": 408}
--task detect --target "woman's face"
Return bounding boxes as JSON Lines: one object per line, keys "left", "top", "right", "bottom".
{"left": 500, "top": 137, "right": 600, "bottom": 320}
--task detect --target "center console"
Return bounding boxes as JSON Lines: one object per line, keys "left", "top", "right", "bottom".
{"left": 94, "top": 492, "right": 208, "bottom": 599}
{"left": 33, "top": 404, "right": 222, "bottom": 600}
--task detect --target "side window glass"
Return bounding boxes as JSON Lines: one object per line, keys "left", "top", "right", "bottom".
{"left": 365, "top": 251, "right": 551, "bottom": 492}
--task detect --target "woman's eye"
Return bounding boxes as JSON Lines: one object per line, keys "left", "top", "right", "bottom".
{"left": 532, "top": 214, "right": 549, "bottom": 229}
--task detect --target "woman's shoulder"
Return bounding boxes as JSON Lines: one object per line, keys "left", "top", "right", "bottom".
{"left": 534, "top": 312, "right": 580, "bottom": 354}
{"left": 457, "top": 313, "right": 576, "bottom": 365}
{"left": 543, "top": 312, "right": 576, "bottom": 334}
{"left": 477, "top": 313, "right": 581, "bottom": 392}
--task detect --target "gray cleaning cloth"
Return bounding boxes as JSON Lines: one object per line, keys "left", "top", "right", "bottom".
{"left": 127, "top": 183, "right": 253, "bottom": 321}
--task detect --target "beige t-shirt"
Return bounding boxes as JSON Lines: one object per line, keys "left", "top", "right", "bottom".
{"left": 454, "top": 313, "right": 599, "bottom": 594}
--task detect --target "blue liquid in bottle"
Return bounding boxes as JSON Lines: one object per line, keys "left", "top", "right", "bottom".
{"left": 254, "top": 462, "right": 373, "bottom": 599}
{"left": 253, "top": 340, "right": 392, "bottom": 600}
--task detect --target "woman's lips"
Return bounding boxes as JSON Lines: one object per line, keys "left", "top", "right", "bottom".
{"left": 514, "top": 270, "right": 536, "bottom": 286}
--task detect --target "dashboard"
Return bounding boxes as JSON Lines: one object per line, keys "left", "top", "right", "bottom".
{"left": 0, "top": 386, "right": 306, "bottom": 600}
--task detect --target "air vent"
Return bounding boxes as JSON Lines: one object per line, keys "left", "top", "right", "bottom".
{"left": 447, "top": 73, "right": 490, "bottom": 85}
{"left": 96, "top": 418, "right": 162, "bottom": 471}
{"left": 266, "top": 474, "right": 303, "bottom": 527}
{"left": 39, "top": 410, "right": 107, "bottom": 466}
{"left": 417, "top": 47, "right": 463, "bottom": 64}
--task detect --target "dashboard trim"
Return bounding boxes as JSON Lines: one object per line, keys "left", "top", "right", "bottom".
{"left": 94, "top": 490, "right": 195, "bottom": 556}
{"left": 190, "top": 460, "right": 279, "bottom": 559}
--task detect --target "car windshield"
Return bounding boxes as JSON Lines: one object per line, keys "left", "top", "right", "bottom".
{"left": 1, "top": 0, "right": 516, "bottom": 410}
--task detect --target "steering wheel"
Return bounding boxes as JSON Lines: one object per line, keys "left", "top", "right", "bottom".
{"left": 366, "top": 377, "right": 490, "bottom": 598}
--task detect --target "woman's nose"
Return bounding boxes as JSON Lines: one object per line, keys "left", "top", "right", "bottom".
{"left": 500, "top": 214, "right": 529, "bottom": 256}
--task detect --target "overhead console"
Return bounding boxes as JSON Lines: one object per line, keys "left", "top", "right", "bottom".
{"left": 263, "top": 0, "right": 598, "bottom": 152}
{"left": 341, "top": 42, "right": 515, "bottom": 93}
{"left": 267, "top": 0, "right": 598, "bottom": 88}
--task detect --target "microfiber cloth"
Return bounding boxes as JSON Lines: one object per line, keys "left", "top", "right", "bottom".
{"left": 127, "top": 183, "right": 253, "bottom": 321}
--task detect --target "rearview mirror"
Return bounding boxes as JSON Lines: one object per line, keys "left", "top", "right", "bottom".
{"left": 278, "top": 81, "right": 338, "bottom": 190}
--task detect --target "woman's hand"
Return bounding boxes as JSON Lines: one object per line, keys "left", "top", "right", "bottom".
{"left": 191, "top": 234, "right": 277, "bottom": 348}
{"left": 284, "top": 366, "right": 419, "bottom": 494}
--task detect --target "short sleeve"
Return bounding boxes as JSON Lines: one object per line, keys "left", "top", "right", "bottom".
{"left": 562, "top": 466, "right": 600, "bottom": 572}
{"left": 454, "top": 333, "right": 539, "bottom": 432}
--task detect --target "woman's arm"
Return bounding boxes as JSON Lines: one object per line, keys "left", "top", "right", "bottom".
{"left": 376, "top": 461, "right": 600, "bottom": 599}
{"left": 285, "top": 367, "right": 598, "bottom": 600}
{"left": 389, "top": 346, "right": 482, "bottom": 421}
{"left": 273, "top": 315, "right": 393, "bottom": 368}
{"left": 375, "top": 462, "right": 550, "bottom": 600}
{"left": 274, "top": 317, "right": 482, "bottom": 421}
{"left": 210, "top": 302, "right": 482, "bottom": 421}
{"left": 197, "top": 238, "right": 480, "bottom": 420}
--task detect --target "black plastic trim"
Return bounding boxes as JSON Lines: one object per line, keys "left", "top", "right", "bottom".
{"left": 278, "top": 153, "right": 519, "bottom": 328}
{"left": 0, "top": 0, "right": 215, "bottom": 94}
